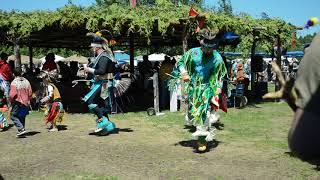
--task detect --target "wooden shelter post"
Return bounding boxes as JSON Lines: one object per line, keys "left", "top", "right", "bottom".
{"left": 182, "top": 23, "right": 189, "bottom": 53}
{"left": 250, "top": 37, "right": 257, "bottom": 93}
{"left": 129, "top": 32, "right": 134, "bottom": 74}
{"left": 250, "top": 27, "right": 267, "bottom": 99}
{"left": 29, "top": 45, "right": 33, "bottom": 68}
{"left": 178, "top": 23, "right": 189, "bottom": 112}
{"left": 275, "top": 32, "right": 282, "bottom": 93}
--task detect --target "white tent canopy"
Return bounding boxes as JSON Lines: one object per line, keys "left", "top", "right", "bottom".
{"left": 135, "top": 53, "right": 168, "bottom": 62}
{"left": 148, "top": 53, "right": 167, "bottom": 61}
{"left": 113, "top": 50, "right": 141, "bottom": 66}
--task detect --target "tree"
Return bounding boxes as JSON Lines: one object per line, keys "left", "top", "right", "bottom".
{"left": 96, "top": 0, "right": 203, "bottom": 7}
{"left": 175, "top": 0, "right": 203, "bottom": 6}
{"left": 218, "top": 0, "right": 232, "bottom": 15}
{"left": 96, "top": 0, "right": 129, "bottom": 6}
{"left": 298, "top": 33, "right": 316, "bottom": 45}
{"left": 286, "top": 32, "right": 316, "bottom": 51}
{"left": 96, "top": 0, "right": 158, "bottom": 6}
{"left": 261, "top": 12, "right": 269, "bottom": 19}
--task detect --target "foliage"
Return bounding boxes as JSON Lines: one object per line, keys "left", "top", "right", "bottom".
{"left": 96, "top": 0, "right": 129, "bottom": 6}
{"left": 96, "top": 0, "right": 203, "bottom": 7}
{"left": 0, "top": 4, "right": 296, "bottom": 57}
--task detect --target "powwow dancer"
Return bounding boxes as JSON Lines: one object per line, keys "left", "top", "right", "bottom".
{"left": 0, "top": 52, "right": 13, "bottom": 107}
{"left": 262, "top": 18, "right": 320, "bottom": 161}
{"left": 0, "top": 89, "right": 9, "bottom": 130}
{"left": 169, "top": 29, "right": 227, "bottom": 152}
{"left": 38, "top": 71, "right": 64, "bottom": 132}
{"left": 82, "top": 31, "right": 116, "bottom": 134}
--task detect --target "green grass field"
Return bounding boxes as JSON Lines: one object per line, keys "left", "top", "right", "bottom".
{"left": 0, "top": 102, "right": 319, "bottom": 180}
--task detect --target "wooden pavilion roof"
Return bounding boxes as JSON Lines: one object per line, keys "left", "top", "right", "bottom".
{"left": 20, "top": 20, "right": 199, "bottom": 49}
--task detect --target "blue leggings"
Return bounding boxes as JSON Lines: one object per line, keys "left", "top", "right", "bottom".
{"left": 85, "top": 80, "right": 114, "bottom": 119}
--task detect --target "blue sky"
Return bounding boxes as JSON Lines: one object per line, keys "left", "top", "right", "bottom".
{"left": 0, "top": 0, "right": 319, "bottom": 36}
{"left": 206, "top": 0, "right": 320, "bottom": 36}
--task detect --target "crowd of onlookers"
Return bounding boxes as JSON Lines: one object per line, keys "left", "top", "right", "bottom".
{"left": 1, "top": 51, "right": 302, "bottom": 112}
{"left": 135, "top": 55, "right": 176, "bottom": 109}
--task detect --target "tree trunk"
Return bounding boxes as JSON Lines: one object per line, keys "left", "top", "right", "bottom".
{"left": 180, "top": 24, "right": 189, "bottom": 112}
{"left": 14, "top": 40, "right": 21, "bottom": 71}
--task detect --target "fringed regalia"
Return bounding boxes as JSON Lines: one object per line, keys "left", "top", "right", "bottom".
{"left": 169, "top": 47, "right": 227, "bottom": 151}
{"left": 83, "top": 51, "right": 116, "bottom": 134}
{"left": 41, "top": 81, "right": 65, "bottom": 130}
{"left": 0, "top": 91, "right": 8, "bottom": 130}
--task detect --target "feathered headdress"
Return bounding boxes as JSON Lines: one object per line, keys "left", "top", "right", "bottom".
{"left": 87, "top": 30, "right": 116, "bottom": 62}
{"left": 199, "top": 28, "right": 220, "bottom": 48}
{"left": 304, "top": 17, "right": 319, "bottom": 29}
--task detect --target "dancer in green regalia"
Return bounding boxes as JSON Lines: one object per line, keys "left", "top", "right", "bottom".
{"left": 169, "top": 29, "right": 227, "bottom": 152}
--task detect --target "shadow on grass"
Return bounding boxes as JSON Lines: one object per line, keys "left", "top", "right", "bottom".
{"left": 245, "top": 102, "right": 263, "bottom": 108}
{"left": 88, "top": 128, "right": 133, "bottom": 137}
{"left": 113, "top": 128, "right": 134, "bottom": 133}
{"left": 57, "top": 125, "right": 68, "bottom": 131}
{"left": 16, "top": 131, "right": 41, "bottom": 138}
{"left": 213, "top": 121, "right": 225, "bottom": 130}
{"left": 176, "top": 139, "right": 220, "bottom": 153}
{"left": 25, "top": 131, "right": 41, "bottom": 136}
{"left": 184, "top": 122, "right": 224, "bottom": 132}
{"left": 183, "top": 125, "right": 196, "bottom": 133}
{"left": 285, "top": 151, "right": 320, "bottom": 170}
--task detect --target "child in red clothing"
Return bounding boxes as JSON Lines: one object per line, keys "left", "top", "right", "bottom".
{"left": 0, "top": 88, "right": 9, "bottom": 130}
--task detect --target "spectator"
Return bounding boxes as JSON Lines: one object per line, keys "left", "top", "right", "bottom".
{"left": 138, "top": 55, "right": 153, "bottom": 89}
{"left": 0, "top": 52, "right": 13, "bottom": 102}
{"left": 42, "top": 53, "right": 57, "bottom": 72}
{"left": 159, "top": 56, "right": 174, "bottom": 108}
{"left": 9, "top": 68, "right": 32, "bottom": 137}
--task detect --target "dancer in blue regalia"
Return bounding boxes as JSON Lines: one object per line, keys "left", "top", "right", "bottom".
{"left": 83, "top": 31, "right": 117, "bottom": 134}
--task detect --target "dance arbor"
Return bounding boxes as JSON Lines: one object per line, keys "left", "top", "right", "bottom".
{"left": 0, "top": 4, "right": 296, "bottom": 72}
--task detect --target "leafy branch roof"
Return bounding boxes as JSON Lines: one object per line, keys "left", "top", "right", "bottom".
{"left": 0, "top": 4, "right": 296, "bottom": 53}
